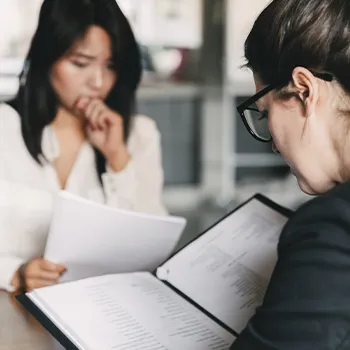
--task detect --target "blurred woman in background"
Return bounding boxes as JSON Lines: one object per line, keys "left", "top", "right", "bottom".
{"left": 0, "top": 0, "right": 167, "bottom": 292}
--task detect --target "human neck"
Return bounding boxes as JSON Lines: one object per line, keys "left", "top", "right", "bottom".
{"left": 339, "top": 138, "right": 350, "bottom": 184}
{"left": 326, "top": 116, "right": 350, "bottom": 184}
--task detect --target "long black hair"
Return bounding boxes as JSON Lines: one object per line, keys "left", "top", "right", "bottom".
{"left": 9, "top": 0, "right": 141, "bottom": 177}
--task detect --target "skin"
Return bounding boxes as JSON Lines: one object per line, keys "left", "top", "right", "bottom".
{"left": 254, "top": 67, "right": 350, "bottom": 195}
{"left": 11, "top": 25, "right": 130, "bottom": 292}
{"left": 51, "top": 25, "right": 131, "bottom": 174}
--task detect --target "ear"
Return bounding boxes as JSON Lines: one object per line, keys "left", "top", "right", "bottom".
{"left": 291, "top": 67, "right": 319, "bottom": 117}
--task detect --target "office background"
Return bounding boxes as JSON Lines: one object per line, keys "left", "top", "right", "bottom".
{"left": 0, "top": 0, "right": 310, "bottom": 241}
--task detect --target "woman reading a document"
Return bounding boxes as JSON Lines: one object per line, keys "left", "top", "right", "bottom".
{"left": 232, "top": 0, "right": 350, "bottom": 349}
{"left": 0, "top": 0, "right": 167, "bottom": 292}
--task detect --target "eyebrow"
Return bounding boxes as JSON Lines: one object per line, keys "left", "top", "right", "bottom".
{"left": 71, "top": 52, "right": 112, "bottom": 61}
{"left": 71, "top": 52, "right": 95, "bottom": 59}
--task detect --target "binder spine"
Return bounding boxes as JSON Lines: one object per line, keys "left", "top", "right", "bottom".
{"left": 162, "top": 281, "right": 239, "bottom": 337}
{"left": 16, "top": 294, "right": 80, "bottom": 350}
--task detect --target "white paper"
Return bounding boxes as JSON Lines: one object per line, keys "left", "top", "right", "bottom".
{"left": 28, "top": 272, "right": 235, "bottom": 350}
{"left": 44, "top": 191, "right": 186, "bottom": 282}
{"left": 157, "top": 199, "right": 288, "bottom": 333}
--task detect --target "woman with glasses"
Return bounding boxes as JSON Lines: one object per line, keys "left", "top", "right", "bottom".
{"left": 231, "top": 0, "right": 350, "bottom": 349}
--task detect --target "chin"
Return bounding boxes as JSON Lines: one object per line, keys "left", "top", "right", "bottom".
{"left": 297, "top": 177, "right": 334, "bottom": 196}
{"left": 297, "top": 181, "right": 317, "bottom": 195}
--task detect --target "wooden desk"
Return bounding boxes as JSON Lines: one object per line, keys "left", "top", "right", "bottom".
{"left": 0, "top": 291, "right": 64, "bottom": 350}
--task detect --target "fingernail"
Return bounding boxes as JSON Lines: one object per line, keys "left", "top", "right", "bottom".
{"left": 77, "top": 97, "right": 87, "bottom": 109}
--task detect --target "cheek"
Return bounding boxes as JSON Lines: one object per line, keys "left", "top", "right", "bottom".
{"left": 51, "top": 62, "right": 82, "bottom": 100}
{"left": 267, "top": 107, "right": 295, "bottom": 157}
{"left": 268, "top": 105, "right": 310, "bottom": 179}
{"left": 267, "top": 109, "right": 283, "bottom": 145}
{"left": 101, "top": 72, "right": 117, "bottom": 97}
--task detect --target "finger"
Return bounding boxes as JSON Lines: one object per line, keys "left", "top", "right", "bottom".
{"left": 57, "top": 264, "right": 67, "bottom": 274}
{"left": 90, "top": 105, "right": 105, "bottom": 130}
{"left": 85, "top": 100, "right": 101, "bottom": 119}
{"left": 97, "top": 113, "right": 109, "bottom": 129}
{"left": 98, "top": 109, "right": 116, "bottom": 130}
{"left": 27, "top": 270, "right": 60, "bottom": 282}
{"left": 85, "top": 101, "right": 102, "bottom": 131}
{"left": 40, "top": 260, "right": 66, "bottom": 273}
{"left": 27, "top": 278, "right": 58, "bottom": 291}
{"left": 86, "top": 122, "right": 94, "bottom": 136}
{"left": 101, "top": 112, "right": 122, "bottom": 129}
{"left": 35, "top": 270, "right": 61, "bottom": 281}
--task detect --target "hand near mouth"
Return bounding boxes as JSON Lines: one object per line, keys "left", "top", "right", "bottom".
{"left": 76, "top": 97, "right": 131, "bottom": 172}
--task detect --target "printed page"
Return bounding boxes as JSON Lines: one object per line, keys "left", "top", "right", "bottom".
{"left": 157, "top": 199, "right": 289, "bottom": 333}
{"left": 44, "top": 191, "right": 186, "bottom": 282}
{"left": 28, "top": 273, "right": 235, "bottom": 350}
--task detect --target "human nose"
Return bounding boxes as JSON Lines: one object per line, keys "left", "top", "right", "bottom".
{"left": 88, "top": 67, "right": 103, "bottom": 90}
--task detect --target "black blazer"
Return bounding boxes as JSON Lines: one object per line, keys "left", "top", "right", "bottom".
{"left": 231, "top": 181, "right": 350, "bottom": 350}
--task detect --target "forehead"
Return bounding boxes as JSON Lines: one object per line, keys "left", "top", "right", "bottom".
{"left": 71, "top": 25, "right": 112, "bottom": 57}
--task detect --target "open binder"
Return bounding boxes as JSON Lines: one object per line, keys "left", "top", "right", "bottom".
{"left": 17, "top": 194, "right": 292, "bottom": 350}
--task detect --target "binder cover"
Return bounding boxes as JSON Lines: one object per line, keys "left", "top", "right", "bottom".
{"left": 16, "top": 193, "right": 292, "bottom": 349}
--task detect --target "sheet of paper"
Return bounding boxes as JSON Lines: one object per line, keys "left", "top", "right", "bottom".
{"left": 29, "top": 272, "right": 235, "bottom": 350}
{"left": 157, "top": 199, "right": 289, "bottom": 333}
{"left": 44, "top": 191, "right": 186, "bottom": 282}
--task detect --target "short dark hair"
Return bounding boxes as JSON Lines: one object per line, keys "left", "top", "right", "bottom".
{"left": 245, "top": 0, "right": 350, "bottom": 91}
{"left": 9, "top": 0, "right": 141, "bottom": 177}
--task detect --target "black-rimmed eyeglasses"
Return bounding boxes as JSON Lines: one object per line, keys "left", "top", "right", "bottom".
{"left": 236, "top": 72, "right": 334, "bottom": 142}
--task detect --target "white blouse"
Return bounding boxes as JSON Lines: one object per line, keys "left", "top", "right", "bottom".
{"left": 0, "top": 103, "right": 167, "bottom": 291}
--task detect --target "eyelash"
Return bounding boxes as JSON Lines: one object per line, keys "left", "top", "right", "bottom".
{"left": 106, "top": 62, "right": 115, "bottom": 71}
{"left": 72, "top": 61, "right": 88, "bottom": 68}
{"left": 71, "top": 61, "right": 115, "bottom": 71}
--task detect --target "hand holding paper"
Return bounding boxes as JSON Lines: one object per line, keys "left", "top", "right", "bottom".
{"left": 44, "top": 191, "right": 186, "bottom": 282}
